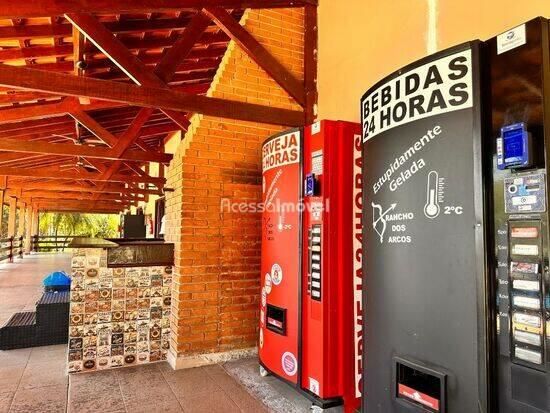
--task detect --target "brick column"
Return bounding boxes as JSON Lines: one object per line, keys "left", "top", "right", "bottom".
{"left": 166, "top": 8, "right": 304, "bottom": 365}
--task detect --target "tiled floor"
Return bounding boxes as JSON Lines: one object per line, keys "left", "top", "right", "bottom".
{"left": 0, "top": 252, "right": 72, "bottom": 326}
{"left": 0, "top": 343, "right": 271, "bottom": 413}
{"left": 0, "top": 253, "right": 317, "bottom": 413}
{"left": 68, "top": 359, "right": 269, "bottom": 413}
{"left": 0, "top": 344, "right": 69, "bottom": 413}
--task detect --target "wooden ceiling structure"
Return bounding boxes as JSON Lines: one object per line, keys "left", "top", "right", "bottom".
{"left": 0, "top": 0, "right": 318, "bottom": 214}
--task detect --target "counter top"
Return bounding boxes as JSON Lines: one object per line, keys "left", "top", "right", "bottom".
{"left": 67, "top": 237, "right": 119, "bottom": 249}
{"left": 69, "top": 237, "right": 174, "bottom": 268}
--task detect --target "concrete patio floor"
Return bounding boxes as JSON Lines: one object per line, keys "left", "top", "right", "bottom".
{"left": 0, "top": 253, "right": 327, "bottom": 413}
{"left": 0, "top": 252, "right": 72, "bottom": 327}
{"left": 0, "top": 344, "right": 270, "bottom": 413}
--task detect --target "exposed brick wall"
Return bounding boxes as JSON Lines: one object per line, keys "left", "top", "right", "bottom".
{"left": 166, "top": 8, "right": 304, "bottom": 357}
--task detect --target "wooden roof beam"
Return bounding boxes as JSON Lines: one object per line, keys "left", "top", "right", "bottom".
{"left": 0, "top": 1, "right": 317, "bottom": 19}
{"left": 111, "top": 11, "right": 212, "bottom": 159}
{"left": 154, "top": 11, "right": 212, "bottom": 83}
{"left": 0, "top": 166, "right": 165, "bottom": 185}
{"left": 204, "top": 7, "right": 305, "bottom": 107}
{"left": 0, "top": 98, "right": 126, "bottom": 125}
{"left": 69, "top": 109, "right": 118, "bottom": 147}
{"left": 11, "top": 189, "right": 144, "bottom": 201}
{"left": 36, "top": 198, "right": 132, "bottom": 206}
{"left": 304, "top": 4, "right": 318, "bottom": 124}
{"left": 0, "top": 33, "right": 228, "bottom": 63}
{"left": 4, "top": 181, "right": 162, "bottom": 196}
{"left": 35, "top": 206, "right": 124, "bottom": 214}
{"left": 0, "top": 17, "right": 216, "bottom": 41}
{"left": 65, "top": 13, "right": 190, "bottom": 130}
{"left": 34, "top": 202, "right": 129, "bottom": 213}
{"left": 0, "top": 17, "right": 217, "bottom": 42}
{"left": 69, "top": 105, "right": 155, "bottom": 153}
{"left": 0, "top": 139, "right": 172, "bottom": 163}
{"left": 0, "top": 64, "right": 304, "bottom": 126}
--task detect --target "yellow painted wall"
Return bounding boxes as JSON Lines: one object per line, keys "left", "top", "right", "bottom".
{"left": 318, "top": 0, "right": 550, "bottom": 122}
{"left": 134, "top": 131, "right": 181, "bottom": 222}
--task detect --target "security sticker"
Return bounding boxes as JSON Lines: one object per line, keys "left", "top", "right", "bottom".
{"left": 281, "top": 352, "right": 298, "bottom": 376}
{"left": 271, "top": 264, "right": 283, "bottom": 285}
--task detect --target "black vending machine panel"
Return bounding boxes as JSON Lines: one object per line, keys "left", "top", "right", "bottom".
{"left": 122, "top": 214, "right": 146, "bottom": 239}
{"left": 361, "top": 16, "right": 550, "bottom": 413}
{"left": 489, "top": 18, "right": 550, "bottom": 412}
{"left": 361, "top": 42, "right": 489, "bottom": 412}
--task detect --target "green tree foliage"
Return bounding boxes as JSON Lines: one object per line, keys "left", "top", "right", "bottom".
{"left": 0, "top": 204, "right": 21, "bottom": 239}
{"left": 38, "top": 212, "right": 119, "bottom": 238}
{"left": 1, "top": 205, "right": 7, "bottom": 239}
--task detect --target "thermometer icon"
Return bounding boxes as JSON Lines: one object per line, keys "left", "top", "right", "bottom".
{"left": 424, "top": 171, "right": 440, "bottom": 219}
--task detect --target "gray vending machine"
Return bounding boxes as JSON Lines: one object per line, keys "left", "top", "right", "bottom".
{"left": 361, "top": 17, "right": 550, "bottom": 413}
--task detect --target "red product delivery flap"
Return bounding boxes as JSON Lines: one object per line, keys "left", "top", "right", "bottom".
{"left": 267, "top": 317, "right": 283, "bottom": 329}
{"left": 398, "top": 384, "right": 440, "bottom": 411}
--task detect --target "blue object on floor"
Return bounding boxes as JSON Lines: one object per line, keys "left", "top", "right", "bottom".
{"left": 43, "top": 271, "right": 71, "bottom": 292}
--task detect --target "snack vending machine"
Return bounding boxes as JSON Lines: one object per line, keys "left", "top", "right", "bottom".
{"left": 489, "top": 18, "right": 550, "bottom": 412}
{"left": 259, "top": 120, "right": 362, "bottom": 411}
{"left": 360, "top": 17, "right": 550, "bottom": 413}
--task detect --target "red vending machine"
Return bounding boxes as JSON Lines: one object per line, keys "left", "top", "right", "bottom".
{"left": 259, "top": 120, "right": 362, "bottom": 412}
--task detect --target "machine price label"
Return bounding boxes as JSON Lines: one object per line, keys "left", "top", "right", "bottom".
{"left": 510, "top": 262, "right": 538, "bottom": 274}
{"left": 512, "top": 295, "right": 540, "bottom": 310}
{"left": 511, "top": 244, "right": 539, "bottom": 256}
{"left": 513, "top": 312, "right": 541, "bottom": 327}
{"left": 515, "top": 346, "right": 542, "bottom": 364}
{"left": 511, "top": 227, "right": 539, "bottom": 238}
{"left": 513, "top": 329, "right": 542, "bottom": 346}
{"left": 513, "top": 280, "right": 540, "bottom": 292}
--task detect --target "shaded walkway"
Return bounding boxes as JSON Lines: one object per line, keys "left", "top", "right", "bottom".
{"left": 0, "top": 253, "right": 71, "bottom": 327}
{"left": 0, "top": 253, "right": 313, "bottom": 413}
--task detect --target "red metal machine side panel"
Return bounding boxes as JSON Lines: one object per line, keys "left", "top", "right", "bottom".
{"left": 259, "top": 129, "right": 302, "bottom": 384}
{"left": 300, "top": 121, "right": 327, "bottom": 397}
{"left": 300, "top": 120, "right": 362, "bottom": 412}
{"left": 345, "top": 122, "right": 364, "bottom": 413}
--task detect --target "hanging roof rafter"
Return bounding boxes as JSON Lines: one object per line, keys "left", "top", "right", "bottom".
{"left": 0, "top": 1, "right": 317, "bottom": 213}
